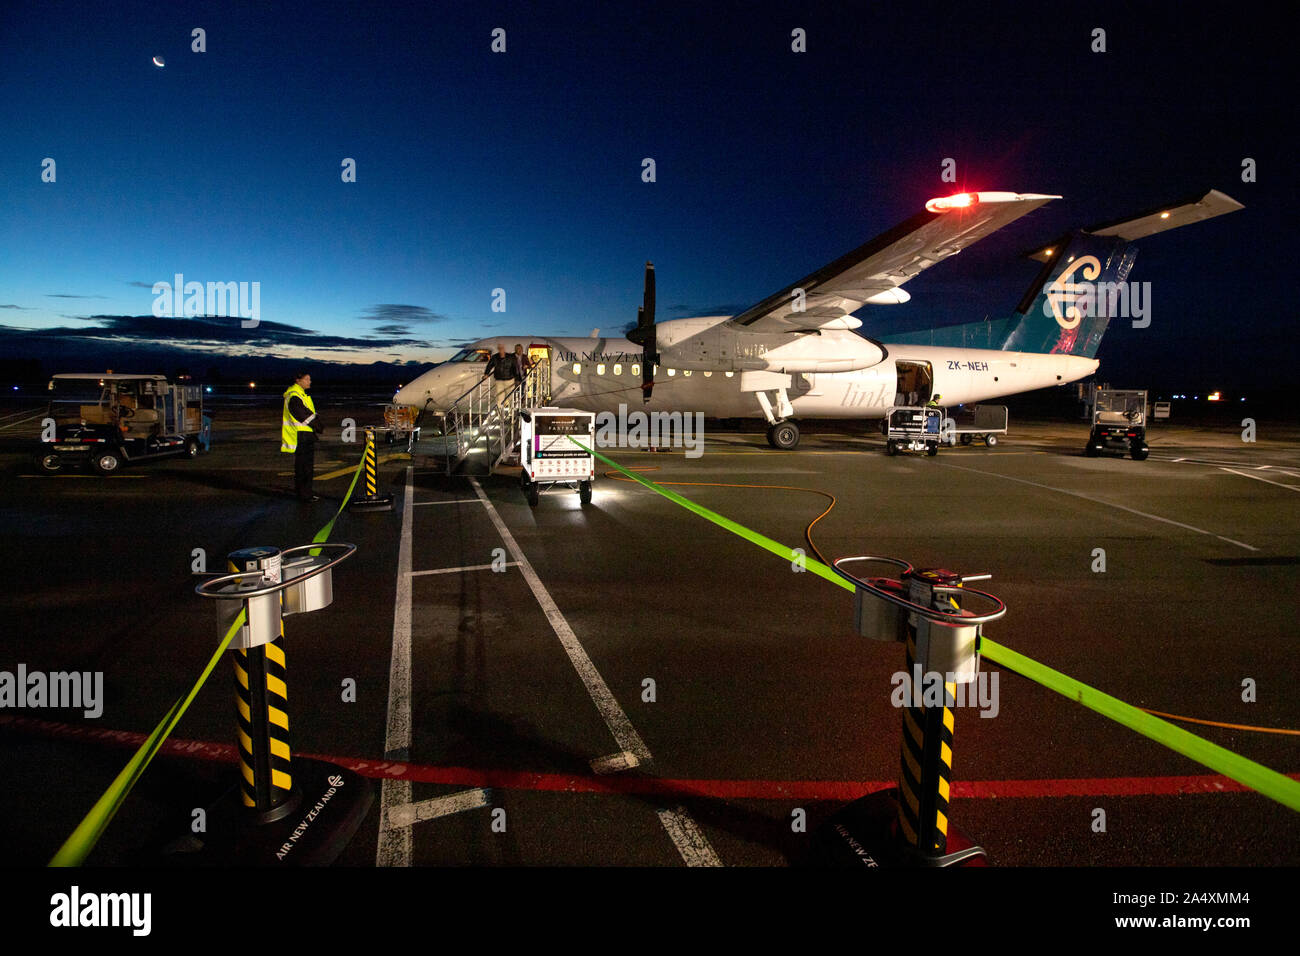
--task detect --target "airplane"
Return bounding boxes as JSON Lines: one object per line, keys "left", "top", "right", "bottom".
{"left": 392, "top": 188, "right": 1242, "bottom": 450}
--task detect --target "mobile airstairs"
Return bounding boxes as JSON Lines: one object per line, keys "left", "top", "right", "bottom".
{"left": 404, "top": 366, "right": 551, "bottom": 475}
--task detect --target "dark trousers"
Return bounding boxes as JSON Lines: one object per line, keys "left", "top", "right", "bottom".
{"left": 294, "top": 432, "right": 316, "bottom": 498}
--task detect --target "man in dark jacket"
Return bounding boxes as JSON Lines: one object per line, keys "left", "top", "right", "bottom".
{"left": 481, "top": 344, "right": 518, "bottom": 406}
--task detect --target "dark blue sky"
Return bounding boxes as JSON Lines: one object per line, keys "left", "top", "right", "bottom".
{"left": 0, "top": 1, "right": 1286, "bottom": 387}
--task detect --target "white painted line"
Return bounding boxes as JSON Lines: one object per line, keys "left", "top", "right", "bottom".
{"left": 386, "top": 789, "right": 492, "bottom": 829}
{"left": 377, "top": 467, "right": 415, "bottom": 867}
{"left": 410, "top": 562, "right": 519, "bottom": 576}
{"left": 0, "top": 406, "right": 44, "bottom": 423}
{"left": 1257, "top": 465, "right": 1272, "bottom": 470}
{"left": 590, "top": 750, "right": 642, "bottom": 775}
{"left": 0, "top": 410, "right": 49, "bottom": 430}
{"left": 413, "top": 499, "right": 484, "bottom": 506}
{"left": 469, "top": 477, "right": 652, "bottom": 764}
{"left": 657, "top": 807, "right": 723, "bottom": 867}
{"left": 1220, "top": 467, "right": 1300, "bottom": 493}
{"left": 939, "top": 461, "right": 1259, "bottom": 552}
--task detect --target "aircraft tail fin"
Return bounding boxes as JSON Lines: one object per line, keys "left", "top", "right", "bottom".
{"left": 999, "top": 189, "right": 1243, "bottom": 358}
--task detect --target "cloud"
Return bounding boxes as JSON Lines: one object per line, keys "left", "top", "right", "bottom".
{"left": 126, "top": 281, "right": 157, "bottom": 289}
{"left": 0, "top": 304, "right": 33, "bottom": 310}
{"left": 0, "top": 313, "right": 434, "bottom": 353}
{"left": 361, "top": 304, "right": 447, "bottom": 324}
{"left": 370, "top": 323, "right": 410, "bottom": 335}
{"left": 46, "top": 293, "right": 108, "bottom": 299}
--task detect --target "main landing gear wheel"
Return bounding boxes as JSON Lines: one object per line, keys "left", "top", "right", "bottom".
{"left": 766, "top": 420, "right": 799, "bottom": 450}
{"left": 579, "top": 480, "right": 592, "bottom": 504}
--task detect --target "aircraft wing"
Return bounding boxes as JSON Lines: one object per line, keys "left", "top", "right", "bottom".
{"left": 728, "top": 191, "right": 1059, "bottom": 333}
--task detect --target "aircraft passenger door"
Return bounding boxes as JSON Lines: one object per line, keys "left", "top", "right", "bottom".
{"left": 527, "top": 344, "right": 551, "bottom": 405}
{"left": 894, "top": 360, "right": 933, "bottom": 406}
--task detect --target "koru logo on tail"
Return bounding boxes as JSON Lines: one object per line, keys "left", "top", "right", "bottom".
{"left": 1044, "top": 255, "right": 1102, "bottom": 329}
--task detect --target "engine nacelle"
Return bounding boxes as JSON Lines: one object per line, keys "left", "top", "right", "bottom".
{"left": 654, "top": 318, "right": 886, "bottom": 373}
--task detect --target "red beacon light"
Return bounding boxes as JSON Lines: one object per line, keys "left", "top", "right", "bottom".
{"left": 925, "top": 192, "right": 978, "bottom": 214}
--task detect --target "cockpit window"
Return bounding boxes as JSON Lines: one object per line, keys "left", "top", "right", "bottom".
{"left": 448, "top": 349, "right": 490, "bottom": 363}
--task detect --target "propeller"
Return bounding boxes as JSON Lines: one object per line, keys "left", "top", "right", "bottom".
{"left": 625, "top": 261, "right": 657, "bottom": 403}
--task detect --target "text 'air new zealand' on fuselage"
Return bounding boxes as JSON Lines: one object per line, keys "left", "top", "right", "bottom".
{"left": 392, "top": 189, "right": 1242, "bottom": 449}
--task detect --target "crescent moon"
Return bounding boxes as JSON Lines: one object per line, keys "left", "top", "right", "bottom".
{"left": 152, "top": 55, "right": 165, "bottom": 68}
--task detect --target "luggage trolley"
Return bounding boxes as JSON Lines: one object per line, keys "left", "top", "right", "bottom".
{"left": 948, "top": 404, "right": 1009, "bottom": 447}
{"left": 519, "top": 407, "right": 596, "bottom": 506}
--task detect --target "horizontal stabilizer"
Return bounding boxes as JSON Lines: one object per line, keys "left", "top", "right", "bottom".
{"left": 1026, "top": 189, "right": 1243, "bottom": 261}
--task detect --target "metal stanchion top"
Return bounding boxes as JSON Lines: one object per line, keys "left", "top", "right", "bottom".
{"left": 195, "top": 543, "right": 357, "bottom": 600}
{"left": 833, "top": 555, "right": 1007, "bottom": 626}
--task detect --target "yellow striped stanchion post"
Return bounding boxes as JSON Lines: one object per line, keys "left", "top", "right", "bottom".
{"left": 897, "top": 569, "right": 963, "bottom": 858}
{"left": 228, "top": 548, "right": 297, "bottom": 820}
{"left": 349, "top": 426, "right": 393, "bottom": 512}
{"left": 191, "top": 542, "right": 372, "bottom": 863}
{"left": 813, "top": 556, "right": 1003, "bottom": 867}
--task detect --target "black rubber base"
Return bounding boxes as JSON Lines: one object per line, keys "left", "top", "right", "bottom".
{"left": 804, "top": 788, "right": 988, "bottom": 867}
{"left": 348, "top": 495, "right": 394, "bottom": 512}
{"left": 159, "top": 758, "right": 374, "bottom": 866}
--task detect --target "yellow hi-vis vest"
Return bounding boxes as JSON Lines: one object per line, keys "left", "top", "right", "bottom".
{"left": 281, "top": 383, "right": 316, "bottom": 452}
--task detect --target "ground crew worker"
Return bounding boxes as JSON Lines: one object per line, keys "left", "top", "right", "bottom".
{"left": 927, "top": 393, "right": 943, "bottom": 407}
{"left": 282, "top": 371, "right": 318, "bottom": 501}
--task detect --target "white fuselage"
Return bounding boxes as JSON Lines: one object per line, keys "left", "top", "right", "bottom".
{"left": 392, "top": 319, "right": 1098, "bottom": 420}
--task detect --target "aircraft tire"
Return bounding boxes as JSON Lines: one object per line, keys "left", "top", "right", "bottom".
{"left": 767, "top": 421, "right": 799, "bottom": 450}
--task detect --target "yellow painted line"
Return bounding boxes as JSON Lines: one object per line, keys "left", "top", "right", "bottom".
{"left": 294, "top": 453, "right": 407, "bottom": 481}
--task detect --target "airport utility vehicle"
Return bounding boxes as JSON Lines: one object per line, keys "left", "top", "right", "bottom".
{"left": 35, "top": 373, "right": 207, "bottom": 475}
{"left": 1085, "top": 388, "right": 1149, "bottom": 460}
{"left": 519, "top": 407, "right": 596, "bottom": 505}
{"left": 884, "top": 405, "right": 943, "bottom": 456}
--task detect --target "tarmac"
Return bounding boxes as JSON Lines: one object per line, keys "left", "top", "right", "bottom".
{"left": 1, "top": 395, "right": 1296, "bottom": 866}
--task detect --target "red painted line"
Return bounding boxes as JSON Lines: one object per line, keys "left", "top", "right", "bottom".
{"left": 4, "top": 715, "right": 1296, "bottom": 801}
